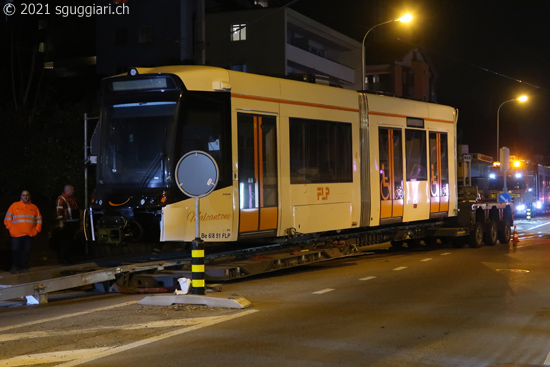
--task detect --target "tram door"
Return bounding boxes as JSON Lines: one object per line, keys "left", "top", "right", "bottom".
{"left": 379, "top": 128, "right": 404, "bottom": 220}
{"left": 237, "top": 113, "right": 278, "bottom": 235}
{"left": 429, "top": 132, "right": 449, "bottom": 214}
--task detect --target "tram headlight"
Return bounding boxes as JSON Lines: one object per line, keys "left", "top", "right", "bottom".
{"left": 536, "top": 200, "right": 543, "bottom": 209}
{"left": 516, "top": 204, "right": 526, "bottom": 213}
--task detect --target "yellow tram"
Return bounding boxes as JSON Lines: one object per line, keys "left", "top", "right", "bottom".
{"left": 89, "top": 65, "right": 458, "bottom": 245}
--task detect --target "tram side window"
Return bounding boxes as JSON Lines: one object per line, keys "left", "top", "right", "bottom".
{"left": 405, "top": 129, "right": 427, "bottom": 181}
{"left": 289, "top": 118, "right": 352, "bottom": 184}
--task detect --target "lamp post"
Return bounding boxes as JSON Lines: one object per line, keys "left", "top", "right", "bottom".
{"left": 361, "top": 14, "right": 412, "bottom": 90}
{"left": 496, "top": 95, "right": 528, "bottom": 160}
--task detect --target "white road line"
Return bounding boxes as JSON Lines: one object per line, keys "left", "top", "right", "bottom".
{"left": 0, "top": 348, "right": 112, "bottom": 366}
{"left": 420, "top": 258, "right": 432, "bottom": 262}
{"left": 0, "top": 300, "right": 140, "bottom": 333}
{"left": 312, "top": 288, "right": 335, "bottom": 294}
{"left": 544, "top": 349, "right": 550, "bottom": 365}
{"left": 528, "top": 222, "right": 550, "bottom": 230}
{"left": 0, "top": 309, "right": 258, "bottom": 367}
{"left": 359, "top": 276, "right": 376, "bottom": 281}
{"left": 441, "top": 252, "right": 451, "bottom": 256}
{"left": 0, "top": 317, "right": 217, "bottom": 342}
{"left": 393, "top": 267, "right": 407, "bottom": 271}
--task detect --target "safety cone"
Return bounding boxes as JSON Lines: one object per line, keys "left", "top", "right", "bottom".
{"left": 512, "top": 226, "right": 519, "bottom": 247}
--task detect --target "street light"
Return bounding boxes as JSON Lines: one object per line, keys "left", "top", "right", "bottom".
{"left": 496, "top": 95, "right": 528, "bottom": 160}
{"left": 361, "top": 14, "right": 413, "bottom": 90}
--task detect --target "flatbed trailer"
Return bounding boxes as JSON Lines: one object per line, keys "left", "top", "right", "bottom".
{"left": 0, "top": 194, "right": 513, "bottom": 304}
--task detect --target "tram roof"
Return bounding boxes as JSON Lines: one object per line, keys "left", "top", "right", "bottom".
{"left": 128, "top": 65, "right": 456, "bottom": 124}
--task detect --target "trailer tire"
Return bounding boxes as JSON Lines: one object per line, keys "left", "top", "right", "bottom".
{"left": 469, "top": 222, "right": 484, "bottom": 248}
{"left": 498, "top": 220, "right": 512, "bottom": 245}
{"left": 483, "top": 220, "right": 498, "bottom": 246}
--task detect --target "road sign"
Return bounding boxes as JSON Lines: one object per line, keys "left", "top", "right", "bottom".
{"left": 175, "top": 150, "right": 219, "bottom": 296}
{"left": 498, "top": 192, "right": 512, "bottom": 203}
{"left": 175, "top": 151, "right": 219, "bottom": 198}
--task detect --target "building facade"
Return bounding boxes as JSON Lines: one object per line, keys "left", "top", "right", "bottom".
{"left": 205, "top": 7, "right": 362, "bottom": 89}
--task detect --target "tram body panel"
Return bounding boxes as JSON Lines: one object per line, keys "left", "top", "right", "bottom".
{"left": 161, "top": 187, "right": 235, "bottom": 241}
{"left": 277, "top": 82, "right": 361, "bottom": 236}
{"left": 365, "top": 94, "right": 457, "bottom": 225}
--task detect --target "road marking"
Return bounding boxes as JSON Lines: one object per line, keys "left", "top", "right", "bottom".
{"left": 312, "top": 288, "right": 335, "bottom": 294}
{"left": 0, "top": 348, "right": 112, "bottom": 366}
{"left": 0, "top": 317, "right": 224, "bottom": 342}
{"left": 420, "top": 258, "right": 432, "bottom": 262}
{"left": 0, "top": 309, "right": 258, "bottom": 367}
{"left": 528, "top": 222, "right": 550, "bottom": 230}
{"left": 393, "top": 267, "right": 407, "bottom": 271}
{"left": 496, "top": 269, "right": 530, "bottom": 273}
{"left": 359, "top": 276, "right": 376, "bottom": 281}
{"left": 0, "top": 300, "right": 140, "bottom": 333}
{"left": 441, "top": 252, "right": 451, "bottom": 256}
{"left": 544, "top": 349, "right": 550, "bottom": 365}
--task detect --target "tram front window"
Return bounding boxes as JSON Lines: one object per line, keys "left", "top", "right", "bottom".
{"left": 98, "top": 101, "right": 177, "bottom": 187}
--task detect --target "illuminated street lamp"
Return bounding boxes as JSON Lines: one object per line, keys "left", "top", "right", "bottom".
{"left": 496, "top": 95, "right": 528, "bottom": 160}
{"left": 361, "top": 14, "right": 413, "bottom": 90}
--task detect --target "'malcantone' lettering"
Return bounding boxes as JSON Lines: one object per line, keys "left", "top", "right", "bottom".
{"left": 187, "top": 212, "right": 231, "bottom": 222}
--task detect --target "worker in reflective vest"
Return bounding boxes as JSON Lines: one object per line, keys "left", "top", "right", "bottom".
{"left": 55, "top": 184, "right": 80, "bottom": 265}
{"left": 4, "top": 190, "right": 42, "bottom": 273}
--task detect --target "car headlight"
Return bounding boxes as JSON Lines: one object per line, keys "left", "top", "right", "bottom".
{"left": 516, "top": 204, "right": 526, "bottom": 212}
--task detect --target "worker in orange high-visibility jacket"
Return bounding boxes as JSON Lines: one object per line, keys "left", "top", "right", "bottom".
{"left": 54, "top": 184, "right": 79, "bottom": 265}
{"left": 4, "top": 190, "right": 42, "bottom": 273}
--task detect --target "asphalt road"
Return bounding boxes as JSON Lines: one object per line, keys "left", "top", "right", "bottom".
{"left": 1, "top": 217, "right": 550, "bottom": 367}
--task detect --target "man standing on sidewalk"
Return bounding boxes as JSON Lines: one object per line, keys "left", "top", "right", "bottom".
{"left": 4, "top": 190, "right": 42, "bottom": 273}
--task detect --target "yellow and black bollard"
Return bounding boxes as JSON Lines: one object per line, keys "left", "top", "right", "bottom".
{"left": 526, "top": 207, "right": 531, "bottom": 221}
{"left": 191, "top": 238, "right": 205, "bottom": 295}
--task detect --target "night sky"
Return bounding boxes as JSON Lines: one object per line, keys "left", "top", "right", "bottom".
{"left": 291, "top": 0, "right": 550, "bottom": 161}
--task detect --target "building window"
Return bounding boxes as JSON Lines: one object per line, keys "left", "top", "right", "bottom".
{"left": 231, "top": 23, "right": 247, "bottom": 41}
{"left": 230, "top": 63, "right": 247, "bottom": 72}
{"left": 139, "top": 26, "right": 153, "bottom": 44}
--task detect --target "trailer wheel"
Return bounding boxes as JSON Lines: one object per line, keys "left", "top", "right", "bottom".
{"left": 498, "top": 220, "right": 512, "bottom": 244}
{"left": 483, "top": 220, "right": 498, "bottom": 246}
{"left": 469, "top": 222, "right": 484, "bottom": 248}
